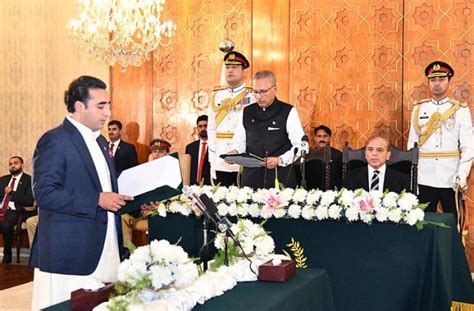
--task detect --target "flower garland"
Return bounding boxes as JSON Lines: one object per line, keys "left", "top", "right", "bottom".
{"left": 150, "top": 186, "right": 427, "bottom": 226}
{"left": 109, "top": 239, "right": 199, "bottom": 310}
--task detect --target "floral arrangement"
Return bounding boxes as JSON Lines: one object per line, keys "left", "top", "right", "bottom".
{"left": 212, "top": 219, "right": 275, "bottom": 269}
{"left": 108, "top": 239, "right": 198, "bottom": 310}
{"left": 150, "top": 186, "right": 428, "bottom": 227}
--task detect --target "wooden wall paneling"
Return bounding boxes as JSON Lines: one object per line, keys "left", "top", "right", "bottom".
{"left": 152, "top": 0, "right": 252, "bottom": 155}
{"left": 111, "top": 62, "right": 154, "bottom": 164}
{"left": 403, "top": 0, "right": 474, "bottom": 270}
{"left": 289, "top": 0, "right": 404, "bottom": 150}
{"left": 252, "top": 0, "right": 290, "bottom": 102}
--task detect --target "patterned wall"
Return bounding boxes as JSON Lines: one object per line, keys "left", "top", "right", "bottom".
{"left": 111, "top": 0, "right": 474, "bottom": 268}
{"left": 0, "top": 0, "right": 109, "bottom": 175}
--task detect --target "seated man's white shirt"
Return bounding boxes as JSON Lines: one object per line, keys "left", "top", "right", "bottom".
{"left": 367, "top": 164, "right": 387, "bottom": 192}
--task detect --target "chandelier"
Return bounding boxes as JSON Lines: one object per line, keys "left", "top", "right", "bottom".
{"left": 67, "top": 0, "right": 176, "bottom": 69}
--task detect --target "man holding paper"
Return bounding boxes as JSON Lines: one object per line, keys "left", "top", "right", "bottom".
{"left": 30, "top": 76, "right": 133, "bottom": 309}
{"left": 229, "top": 70, "right": 305, "bottom": 189}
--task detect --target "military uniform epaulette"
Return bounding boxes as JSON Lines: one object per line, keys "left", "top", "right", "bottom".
{"left": 450, "top": 99, "right": 468, "bottom": 107}
{"left": 245, "top": 86, "right": 253, "bottom": 90}
{"left": 414, "top": 98, "right": 431, "bottom": 105}
{"left": 213, "top": 85, "right": 227, "bottom": 92}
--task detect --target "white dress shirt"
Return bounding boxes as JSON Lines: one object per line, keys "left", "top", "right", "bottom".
{"left": 368, "top": 164, "right": 387, "bottom": 192}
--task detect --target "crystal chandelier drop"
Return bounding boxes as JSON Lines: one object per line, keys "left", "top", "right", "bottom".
{"left": 67, "top": 0, "right": 176, "bottom": 69}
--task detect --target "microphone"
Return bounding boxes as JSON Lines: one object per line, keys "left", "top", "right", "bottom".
{"left": 300, "top": 135, "right": 310, "bottom": 164}
{"left": 285, "top": 147, "right": 299, "bottom": 186}
{"left": 182, "top": 186, "right": 234, "bottom": 236}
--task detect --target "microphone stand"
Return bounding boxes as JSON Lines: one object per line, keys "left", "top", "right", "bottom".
{"left": 300, "top": 152, "right": 307, "bottom": 189}
{"left": 224, "top": 235, "right": 229, "bottom": 266}
{"left": 263, "top": 150, "right": 269, "bottom": 188}
{"left": 286, "top": 147, "right": 299, "bottom": 186}
{"left": 201, "top": 218, "right": 209, "bottom": 271}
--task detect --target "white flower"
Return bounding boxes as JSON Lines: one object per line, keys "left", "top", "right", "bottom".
{"left": 287, "top": 204, "right": 302, "bottom": 219}
{"left": 306, "top": 190, "right": 322, "bottom": 206}
{"left": 388, "top": 208, "right": 402, "bottom": 223}
{"left": 405, "top": 208, "right": 424, "bottom": 226}
{"left": 169, "top": 201, "right": 181, "bottom": 213}
{"left": 315, "top": 205, "right": 329, "bottom": 220}
{"left": 301, "top": 206, "right": 315, "bottom": 220}
{"left": 280, "top": 188, "right": 294, "bottom": 202}
{"left": 320, "top": 190, "right": 336, "bottom": 206}
{"left": 338, "top": 189, "right": 355, "bottom": 207}
{"left": 213, "top": 187, "right": 228, "bottom": 202}
{"left": 345, "top": 206, "right": 359, "bottom": 222}
{"left": 374, "top": 206, "right": 389, "bottom": 222}
{"left": 236, "top": 187, "right": 252, "bottom": 203}
{"left": 227, "top": 186, "right": 240, "bottom": 202}
{"left": 227, "top": 203, "right": 238, "bottom": 216}
{"left": 292, "top": 188, "right": 307, "bottom": 203}
{"left": 252, "top": 189, "right": 267, "bottom": 204}
{"left": 398, "top": 192, "right": 419, "bottom": 211}
{"left": 236, "top": 203, "right": 249, "bottom": 217}
{"left": 157, "top": 202, "right": 167, "bottom": 217}
{"left": 274, "top": 208, "right": 286, "bottom": 218}
{"left": 360, "top": 211, "right": 374, "bottom": 224}
{"left": 150, "top": 265, "right": 173, "bottom": 289}
{"left": 254, "top": 235, "right": 275, "bottom": 256}
{"left": 217, "top": 203, "right": 228, "bottom": 216}
{"left": 129, "top": 245, "right": 151, "bottom": 263}
{"left": 382, "top": 192, "right": 398, "bottom": 208}
{"left": 248, "top": 203, "right": 261, "bottom": 218}
{"left": 328, "top": 204, "right": 342, "bottom": 219}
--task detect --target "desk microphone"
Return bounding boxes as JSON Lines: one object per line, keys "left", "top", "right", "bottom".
{"left": 300, "top": 135, "right": 310, "bottom": 164}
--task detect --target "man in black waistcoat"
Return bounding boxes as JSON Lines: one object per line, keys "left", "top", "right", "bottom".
{"left": 228, "top": 70, "right": 305, "bottom": 189}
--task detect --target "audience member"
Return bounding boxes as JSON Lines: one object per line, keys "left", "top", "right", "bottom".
{"left": 0, "top": 156, "right": 34, "bottom": 264}
{"left": 107, "top": 120, "right": 138, "bottom": 176}
{"left": 186, "top": 115, "right": 211, "bottom": 185}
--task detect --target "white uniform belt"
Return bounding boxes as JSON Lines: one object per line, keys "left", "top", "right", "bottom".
{"left": 419, "top": 150, "right": 460, "bottom": 158}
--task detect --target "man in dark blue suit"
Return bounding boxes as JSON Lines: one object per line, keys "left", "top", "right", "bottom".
{"left": 107, "top": 119, "right": 138, "bottom": 176}
{"left": 185, "top": 115, "right": 211, "bottom": 185}
{"left": 30, "top": 76, "right": 133, "bottom": 309}
{"left": 343, "top": 136, "right": 410, "bottom": 193}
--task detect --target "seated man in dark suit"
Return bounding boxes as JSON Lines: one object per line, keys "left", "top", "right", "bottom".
{"left": 185, "top": 115, "right": 211, "bottom": 185}
{"left": 107, "top": 120, "right": 138, "bottom": 176}
{"left": 303, "top": 125, "right": 343, "bottom": 190}
{"left": 0, "top": 156, "right": 35, "bottom": 264}
{"left": 343, "top": 136, "right": 410, "bottom": 193}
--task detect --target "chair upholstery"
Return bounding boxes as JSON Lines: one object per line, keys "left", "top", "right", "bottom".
{"left": 342, "top": 142, "right": 419, "bottom": 194}
{"left": 180, "top": 153, "right": 191, "bottom": 186}
{"left": 304, "top": 145, "right": 332, "bottom": 190}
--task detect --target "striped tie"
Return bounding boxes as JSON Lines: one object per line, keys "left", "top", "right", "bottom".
{"left": 370, "top": 170, "right": 380, "bottom": 191}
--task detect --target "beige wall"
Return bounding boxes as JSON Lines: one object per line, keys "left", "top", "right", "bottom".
{"left": 0, "top": 0, "right": 108, "bottom": 175}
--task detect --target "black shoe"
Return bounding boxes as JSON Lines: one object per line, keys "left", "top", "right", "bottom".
{"left": 2, "top": 254, "right": 12, "bottom": 264}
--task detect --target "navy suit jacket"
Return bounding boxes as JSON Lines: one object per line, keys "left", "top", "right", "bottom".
{"left": 113, "top": 140, "right": 138, "bottom": 176}
{"left": 29, "top": 118, "right": 120, "bottom": 275}
{"left": 343, "top": 166, "right": 411, "bottom": 193}
{"left": 185, "top": 140, "right": 211, "bottom": 185}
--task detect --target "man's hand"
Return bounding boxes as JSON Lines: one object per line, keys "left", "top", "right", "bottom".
{"left": 453, "top": 175, "right": 468, "bottom": 192}
{"left": 99, "top": 192, "right": 134, "bottom": 212}
{"left": 140, "top": 201, "right": 160, "bottom": 213}
{"left": 225, "top": 150, "right": 238, "bottom": 164}
{"left": 263, "top": 157, "right": 280, "bottom": 169}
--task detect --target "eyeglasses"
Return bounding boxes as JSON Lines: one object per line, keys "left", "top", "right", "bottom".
{"left": 252, "top": 85, "right": 275, "bottom": 96}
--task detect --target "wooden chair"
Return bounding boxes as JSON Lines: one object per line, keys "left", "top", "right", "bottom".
{"left": 342, "top": 142, "right": 419, "bottom": 194}
{"left": 14, "top": 205, "right": 37, "bottom": 263}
